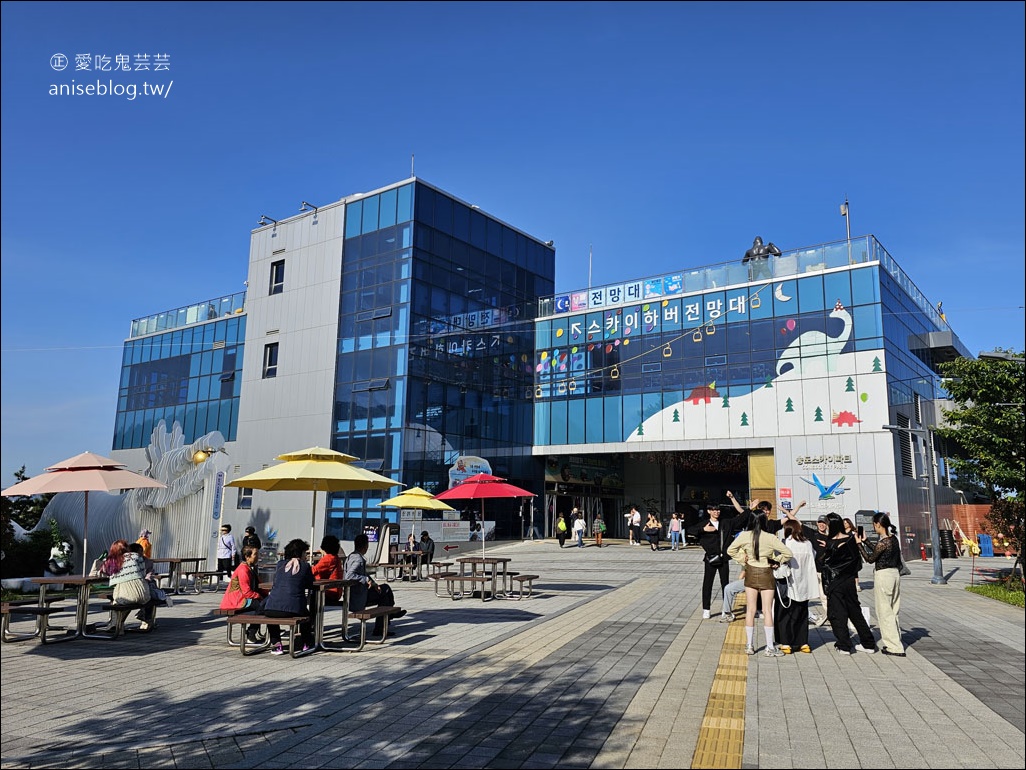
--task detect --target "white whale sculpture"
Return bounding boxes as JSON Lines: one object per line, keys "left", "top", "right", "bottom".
{"left": 23, "top": 421, "right": 230, "bottom": 569}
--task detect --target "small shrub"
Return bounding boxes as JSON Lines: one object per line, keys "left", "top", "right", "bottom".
{"left": 965, "top": 583, "right": 1025, "bottom": 608}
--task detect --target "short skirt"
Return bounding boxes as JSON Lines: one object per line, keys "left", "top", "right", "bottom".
{"left": 744, "top": 565, "right": 775, "bottom": 591}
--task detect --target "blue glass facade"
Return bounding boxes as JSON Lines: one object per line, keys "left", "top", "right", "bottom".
{"left": 329, "top": 181, "right": 555, "bottom": 538}
{"left": 534, "top": 264, "right": 887, "bottom": 444}
{"left": 114, "top": 314, "right": 246, "bottom": 449}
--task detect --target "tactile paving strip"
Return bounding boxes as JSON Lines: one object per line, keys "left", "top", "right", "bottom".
{"left": 691, "top": 606, "right": 748, "bottom": 768}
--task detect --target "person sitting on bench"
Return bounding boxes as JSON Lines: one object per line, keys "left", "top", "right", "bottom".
{"left": 221, "top": 545, "right": 268, "bottom": 643}
{"left": 311, "top": 535, "right": 345, "bottom": 605}
{"left": 263, "top": 539, "right": 316, "bottom": 656}
{"left": 345, "top": 534, "right": 406, "bottom": 636}
{"left": 90, "top": 539, "right": 158, "bottom": 631}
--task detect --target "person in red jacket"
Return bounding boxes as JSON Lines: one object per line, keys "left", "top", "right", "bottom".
{"left": 311, "top": 535, "right": 345, "bottom": 604}
{"left": 220, "top": 545, "right": 268, "bottom": 643}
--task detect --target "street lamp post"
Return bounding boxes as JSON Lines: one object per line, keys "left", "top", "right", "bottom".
{"left": 884, "top": 424, "right": 948, "bottom": 585}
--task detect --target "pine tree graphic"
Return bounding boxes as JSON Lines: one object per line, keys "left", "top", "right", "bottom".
{"left": 785, "top": 397, "right": 794, "bottom": 413}
{"left": 740, "top": 412, "right": 749, "bottom": 427}
{"left": 637, "top": 422, "right": 644, "bottom": 436}
{"left": 814, "top": 406, "right": 824, "bottom": 422}
{"left": 672, "top": 408, "right": 680, "bottom": 423}
{"left": 845, "top": 377, "right": 855, "bottom": 392}
{"left": 722, "top": 394, "right": 730, "bottom": 408}
{"left": 764, "top": 377, "right": 773, "bottom": 389}
{"left": 872, "top": 357, "right": 882, "bottom": 372}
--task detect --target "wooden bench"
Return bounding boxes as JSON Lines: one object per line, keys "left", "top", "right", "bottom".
{"left": 445, "top": 574, "right": 493, "bottom": 602}
{"left": 211, "top": 608, "right": 269, "bottom": 648}
{"left": 345, "top": 606, "right": 404, "bottom": 651}
{"left": 92, "top": 602, "right": 156, "bottom": 637}
{"left": 427, "top": 572, "right": 459, "bottom": 597}
{"left": 226, "top": 614, "right": 310, "bottom": 657}
{"left": 508, "top": 574, "right": 540, "bottom": 601}
{"left": 1, "top": 602, "right": 71, "bottom": 644}
{"left": 188, "top": 571, "right": 224, "bottom": 593}
{"left": 429, "top": 561, "right": 453, "bottom": 575}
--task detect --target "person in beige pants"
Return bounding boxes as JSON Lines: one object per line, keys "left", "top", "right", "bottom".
{"left": 856, "top": 512, "right": 906, "bottom": 657}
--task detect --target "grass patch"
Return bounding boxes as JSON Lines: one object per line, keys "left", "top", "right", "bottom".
{"left": 965, "top": 582, "right": 1025, "bottom": 608}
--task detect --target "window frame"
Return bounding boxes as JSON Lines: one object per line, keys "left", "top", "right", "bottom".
{"left": 269, "top": 259, "right": 285, "bottom": 295}
{"left": 262, "top": 342, "right": 279, "bottom": 378}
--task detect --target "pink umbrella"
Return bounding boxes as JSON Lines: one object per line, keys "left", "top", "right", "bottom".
{"left": 1, "top": 452, "right": 165, "bottom": 576}
{"left": 434, "top": 473, "right": 535, "bottom": 557}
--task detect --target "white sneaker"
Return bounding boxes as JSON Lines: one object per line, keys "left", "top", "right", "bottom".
{"left": 719, "top": 613, "right": 733, "bottom": 623}
{"left": 764, "top": 646, "right": 784, "bottom": 657}
{"left": 745, "top": 645, "right": 756, "bottom": 655}
{"left": 702, "top": 610, "right": 711, "bottom": 619}
{"left": 855, "top": 644, "right": 878, "bottom": 654}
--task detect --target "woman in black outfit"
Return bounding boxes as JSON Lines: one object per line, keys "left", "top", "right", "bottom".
{"left": 822, "top": 513, "right": 877, "bottom": 654}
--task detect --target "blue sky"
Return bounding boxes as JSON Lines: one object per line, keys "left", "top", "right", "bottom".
{"left": 2, "top": 1, "right": 1023, "bottom": 479}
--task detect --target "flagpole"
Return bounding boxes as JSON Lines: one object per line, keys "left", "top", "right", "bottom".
{"left": 840, "top": 196, "right": 852, "bottom": 264}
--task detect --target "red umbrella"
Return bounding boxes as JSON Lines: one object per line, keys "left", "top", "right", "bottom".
{"left": 434, "top": 473, "right": 535, "bottom": 556}
{"left": 1, "top": 452, "right": 165, "bottom": 576}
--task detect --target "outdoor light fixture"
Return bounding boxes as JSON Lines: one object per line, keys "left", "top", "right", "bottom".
{"left": 192, "top": 450, "right": 209, "bottom": 464}
{"left": 299, "top": 201, "right": 319, "bottom": 213}
{"left": 258, "top": 215, "right": 278, "bottom": 226}
{"left": 883, "top": 423, "right": 947, "bottom": 585}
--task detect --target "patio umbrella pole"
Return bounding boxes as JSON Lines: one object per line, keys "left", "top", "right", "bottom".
{"left": 481, "top": 500, "right": 486, "bottom": 558}
{"left": 310, "top": 487, "right": 318, "bottom": 554}
{"left": 81, "top": 492, "right": 90, "bottom": 577}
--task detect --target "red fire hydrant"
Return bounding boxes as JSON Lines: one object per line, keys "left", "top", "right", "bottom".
{"left": 920, "top": 543, "right": 928, "bottom": 561}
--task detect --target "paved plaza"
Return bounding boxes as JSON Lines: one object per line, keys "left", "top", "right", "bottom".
{"left": 2, "top": 539, "right": 1023, "bottom": 769}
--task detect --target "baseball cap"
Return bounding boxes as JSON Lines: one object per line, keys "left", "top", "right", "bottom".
{"left": 817, "top": 515, "right": 828, "bottom": 523}
{"left": 245, "top": 526, "right": 255, "bottom": 534}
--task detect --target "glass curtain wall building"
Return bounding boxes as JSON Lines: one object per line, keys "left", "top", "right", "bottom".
{"left": 111, "top": 181, "right": 965, "bottom": 557}
{"left": 114, "top": 296, "right": 246, "bottom": 450}
{"left": 113, "top": 178, "right": 554, "bottom": 548}
{"left": 532, "top": 236, "right": 968, "bottom": 554}
{"left": 330, "top": 180, "right": 554, "bottom": 538}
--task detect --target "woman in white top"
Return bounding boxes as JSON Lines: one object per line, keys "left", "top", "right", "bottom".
{"left": 775, "top": 519, "right": 819, "bottom": 654}
{"left": 727, "top": 512, "right": 793, "bottom": 657}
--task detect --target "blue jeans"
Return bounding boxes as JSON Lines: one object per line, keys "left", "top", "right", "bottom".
{"left": 669, "top": 531, "right": 682, "bottom": 549}
{"left": 576, "top": 530, "right": 584, "bottom": 547}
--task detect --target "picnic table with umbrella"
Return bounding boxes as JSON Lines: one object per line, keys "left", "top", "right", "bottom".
{"left": 434, "top": 473, "right": 535, "bottom": 596}
{"left": 378, "top": 486, "right": 454, "bottom": 580}
{"left": 1, "top": 452, "right": 166, "bottom": 576}
{"left": 225, "top": 447, "right": 401, "bottom": 553}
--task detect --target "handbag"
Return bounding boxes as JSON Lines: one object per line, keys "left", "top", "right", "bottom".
{"left": 772, "top": 561, "right": 792, "bottom": 580}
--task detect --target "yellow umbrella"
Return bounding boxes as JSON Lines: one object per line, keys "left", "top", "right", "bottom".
{"left": 226, "top": 447, "right": 401, "bottom": 550}
{"left": 379, "top": 486, "right": 454, "bottom": 540}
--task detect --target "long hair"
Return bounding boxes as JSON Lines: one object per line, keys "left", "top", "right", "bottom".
{"left": 282, "top": 538, "right": 309, "bottom": 560}
{"left": 751, "top": 513, "right": 768, "bottom": 561}
{"left": 873, "top": 512, "right": 896, "bottom": 536}
{"left": 782, "top": 519, "right": 806, "bottom": 542}
{"left": 103, "top": 539, "right": 129, "bottom": 575}
{"left": 826, "top": 513, "right": 845, "bottom": 538}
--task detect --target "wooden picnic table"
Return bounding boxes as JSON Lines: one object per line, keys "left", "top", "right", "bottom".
{"left": 456, "top": 556, "right": 513, "bottom": 599}
{"left": 395, "top": 550, "right": 425, "bottom": 582}
{"left": 150, "top": 557, "right": 207, "bottom": 595}
{"left": 32, "top": 575, "right": 107, "bottom": 639}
